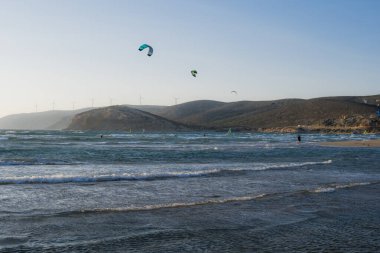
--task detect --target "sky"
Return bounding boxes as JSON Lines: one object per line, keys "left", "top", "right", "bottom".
{"left": 0, "top": 0, "right": 379, "bottom": 116}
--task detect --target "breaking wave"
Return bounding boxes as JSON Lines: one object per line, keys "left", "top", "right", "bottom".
{"left": 309, "top": 182, "right": 373, "bottom": 193}
{"left": 64, "top": 194, "right": 269, "bottom": 214}
{"left": 0, "top": 160, "right": 332, "bottom": 185}
{"left": 59, "top": 181, "right": 377, "bottom": 215}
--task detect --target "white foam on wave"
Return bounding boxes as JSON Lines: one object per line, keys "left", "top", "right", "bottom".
{"left": 75, "top": 181, "right": 378, "bottom": 214}
{"left": 250, "top": 160, "right": 332, "bottom": 171}
{"left": 312, "top": 187, "right": 336, "bottom": 193}
{"left": 310, "top": 181, "right": 373, "bottom": 193}
{"left": 80, "top": 193, "right": 268, "bottom": 213}
{"left": 0, "top": 160, "right": 333, "bottom": 184}
{"left": 0, "top": 169, "right": 221, "bottom": 184}
{"left": 0, "top": 174, "right": 97, "bottom": 184}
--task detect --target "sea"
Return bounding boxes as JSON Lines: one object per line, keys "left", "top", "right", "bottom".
{"left": 0, "top": 130, "right": 379, "bottom": 252}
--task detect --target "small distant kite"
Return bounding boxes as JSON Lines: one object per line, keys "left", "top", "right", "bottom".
{"left": 138, "top": 44, "right": 153, "bottom": 57}
{"left": 231, "top": 90, "right": 238, "bottom": 94}
{"left": 191, "top": 70, "right": 198, "bottom": 77}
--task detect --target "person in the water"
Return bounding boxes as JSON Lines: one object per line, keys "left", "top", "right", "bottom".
{"left": 297, "top": 135, "right": 301, "bottom": 143}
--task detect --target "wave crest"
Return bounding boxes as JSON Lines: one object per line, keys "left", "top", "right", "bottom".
{"left": 310, "top": 182, "right": 373, "bottom": 193}
{"left": 69, "top": 194, "right": 269, "bottom": 214}
{"left": 0, "top": 160, "right": 332, "bottom": 185}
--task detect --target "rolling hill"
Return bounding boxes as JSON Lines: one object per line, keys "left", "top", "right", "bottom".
{"left": 2, "top": 95, "right": 379, "bottom": 132}
{"left": 154, "top": 95, "right": 380, "bottom": 131}
{"left": 66, "top": 106, "right": 191, "bottom": 131}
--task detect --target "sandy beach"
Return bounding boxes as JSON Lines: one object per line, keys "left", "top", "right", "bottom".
{"left": 320, "top": 139, "right": 380, "bottom": 147}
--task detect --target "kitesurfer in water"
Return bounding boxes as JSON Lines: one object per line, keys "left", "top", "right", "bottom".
{"left": 297, "top": 135, "right": 301, "bottom": 143}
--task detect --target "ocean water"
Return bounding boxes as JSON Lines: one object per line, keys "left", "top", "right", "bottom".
{"left": 0, "top": 130, "right": 379, "bottom": 252}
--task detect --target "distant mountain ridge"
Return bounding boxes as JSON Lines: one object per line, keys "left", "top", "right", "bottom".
{"left": 1, "top": 95, "right": 379, "bottom": 132}
{"left": 0, "top": 108, "right": 91, "bottom": 130}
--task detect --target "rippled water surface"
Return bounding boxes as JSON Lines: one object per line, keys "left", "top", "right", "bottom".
{"left": 0, "top": 130, "right": 379, "bottom": 252}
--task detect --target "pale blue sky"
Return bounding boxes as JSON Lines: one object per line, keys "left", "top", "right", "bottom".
{"left": 0, "top": 0, "right": 379, "bottom": 116}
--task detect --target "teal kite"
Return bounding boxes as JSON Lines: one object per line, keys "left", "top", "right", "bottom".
{"left": 138, "top": 44, "right": 153, "bottom": 57}
{"left": 191, "top": 70, "right": 198, "bottom": 77}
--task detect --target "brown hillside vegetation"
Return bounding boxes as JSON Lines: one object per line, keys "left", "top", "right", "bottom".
{"left": 158, "top": 100, "right": 226, "bottom": 123}
{"left": 156, "top": 95, "right": 380, "bottom": 132}
{"left": 66, "top": 95, "right": 380, "bottom": 132}
{"left": 67, "top": 106, "right": 191, "bottom": 131}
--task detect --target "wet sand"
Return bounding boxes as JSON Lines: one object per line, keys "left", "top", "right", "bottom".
{"left": 320, "top": 139, "right": 380, "bottom": 147}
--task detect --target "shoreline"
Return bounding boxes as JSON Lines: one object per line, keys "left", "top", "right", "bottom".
{"left": 320, "top": 139, "right": 380, "bottom": 147}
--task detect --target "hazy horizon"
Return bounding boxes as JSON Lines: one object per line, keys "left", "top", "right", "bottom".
{"left": 0, "top": 0, "right": 379, "bottom": 117}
